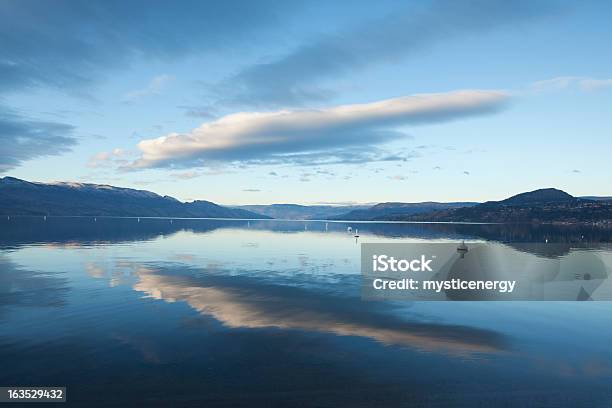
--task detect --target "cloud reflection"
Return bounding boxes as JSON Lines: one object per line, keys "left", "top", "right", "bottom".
{"left": 131, "top": 265, "right": 508, "bottom": 356}
{"left": 0, "top": 255, "right": 69, "bottom": 317}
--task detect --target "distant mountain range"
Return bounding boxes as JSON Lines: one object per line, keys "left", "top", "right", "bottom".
{"left": 1, "top": 177, "right": 610, "bottom": 224}
{"left": 332, "top": 201, "right": 478, "bottom": 220}
{"left": 233, "top": 204, "right": 371, "bottom": 220}
{"left": 385, "top": 188, "right": 612, "bottom": 224}
{"left": 0, "top": 177, "right": 268, "bottom": 219}
{"left": 238, "top": 194, "right": 612, "bottom": 222}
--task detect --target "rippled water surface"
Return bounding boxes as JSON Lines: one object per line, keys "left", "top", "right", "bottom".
{"left": 1, "top": 217, "right": 611, "bottom": 407}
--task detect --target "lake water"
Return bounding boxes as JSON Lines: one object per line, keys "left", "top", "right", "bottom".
{"left": 1, "top": 217, "right": 612, "bottom": 407}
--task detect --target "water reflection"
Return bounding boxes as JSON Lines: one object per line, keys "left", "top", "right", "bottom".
{"left": 127, "top": 263, "right": 508, "bottom": 355}
{"left": 441, "top": 244, "right": 610, "bottom": 300}
{"left": 0, "top": 218, "right": 612, "bottom": 406}
{"left": 1, "top": 216, "right": 610, "bottom": 251}
{"left": 0, "top": 255, "right": 68, "bottom": 318}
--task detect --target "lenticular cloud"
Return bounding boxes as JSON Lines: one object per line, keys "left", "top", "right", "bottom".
{"left": 127, "top": 90, "right": 509, "bottom": 169}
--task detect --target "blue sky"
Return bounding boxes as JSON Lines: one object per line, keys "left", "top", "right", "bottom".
{"left": 1, "top": 0, "right": 611, "bottom": 205}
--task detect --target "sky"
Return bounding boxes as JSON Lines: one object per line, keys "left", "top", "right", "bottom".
{"left": 1, "top": 0, "right": 611, "bottom": 205}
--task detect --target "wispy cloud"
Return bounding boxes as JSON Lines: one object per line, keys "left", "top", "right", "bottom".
{"left": 170, "top": 171, "right": 201, "bottom": 180}
{"left": 580, "top": 78, "right": 612, "bottom": 91}
{"left": 0, "top": 1, "right": 289, "bottom": 94}
{"left": 0, "top": 1, "right": 292, "bottom": 170}
{"left": 0, "top": 106, "right": 76, "bottom": 172}
{"left": 123, "top": 74, "right": 173, "bottom": 102}
{"left": 169, "top": 168, "right": 231, "bottom": 179}
{"left": 531, "top": 76, "right": 612, "bottom": 92}
{"left": 238, "top": 147, "right": 419, "bottom": 167}
{"left": 124, "top": 90, "right": 509, "bottom": 170}
{"left": 177, "top": 105, "right": 217, "bottom": 119}
{"left": 87, "top": 148, "right": 124, "bottom": 168}
{"left": 214, "top": 0, "right": 556, "bottom": 107}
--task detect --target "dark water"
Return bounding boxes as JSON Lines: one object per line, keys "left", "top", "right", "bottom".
{"left": 1, "top": 217, "right": 612, "bottom": 407}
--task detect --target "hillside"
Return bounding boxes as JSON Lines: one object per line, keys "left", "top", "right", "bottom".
{"left": 0, "top": 177, "right": 268, "bottom": 219}
{"left": 333, "top": 201, "right": 477, "bottom": 221}
{"left": 385, "top": 188, "right": 612, "bottom": 224}
{"left": 235, "top": 202, "right": 477, "bottom": 221}
{"left": 497, "top": 188, "right": 575, "bottom": 206}
{"left": 234, "top": 203, "right": 371, "bottom": 220}
{"left": 581, "top": 196, "right": 612, "bottom": 202}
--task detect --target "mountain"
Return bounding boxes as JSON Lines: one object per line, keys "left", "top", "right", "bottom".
{"left": 333, "top": 201, "right": 478, "bottom": 221}
{"left": 497, "top": 188, "right": 575, "bottom": 206}
{"left": 386, "top": 188, "right": 612, "bottom": 224}
{"left": 4, "top": 177, "right": 608, "bottom": 224}
{"left": 0, "top": 176, "right": 268, "bottom": 219}
{"left": 234, "top": 202, "right": 477, "bottom": 221}
{"left": 234, "top": 203, "right": 371, "bottom": 220}
{"left": 581, "top": 196, "right": 612, "bottom": 202}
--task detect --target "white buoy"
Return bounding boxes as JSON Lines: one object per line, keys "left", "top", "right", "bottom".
{"left": 137, "top": 217, "right": 140, "bottom": 223}
{"left": 44, "top": 215, "right": 47, "bottom": 221}
{"left": 170, "top": 219, "right": 173, "bottom": 224}
{"left": 94, "top": 217, "right": 97, "bottom": 222}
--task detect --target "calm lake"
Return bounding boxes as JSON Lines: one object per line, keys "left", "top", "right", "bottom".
{"left": 1, "top": 217, "right": 612, "bottom": 407}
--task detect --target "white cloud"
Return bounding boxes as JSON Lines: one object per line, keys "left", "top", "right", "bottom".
{"left": 122, "top": 74, "right": 173, "bottom": 102}
{"left": 531, "top": 76, "right": 612, "bottom": 92}
{"left": 125, "top": 90, "right": 509, "bottom": 170}
{"left": 579, "top": 78, "right": 612, "bottom": 91}
{"left": 88, "top": 148, "right": 125, "bottom": 168}
{"left": 170, "top": 170, "right": 202, "bottom": 180}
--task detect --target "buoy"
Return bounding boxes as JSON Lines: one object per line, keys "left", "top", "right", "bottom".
{"left": 457, "top": 240, "right": 468, "bottom": 258}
